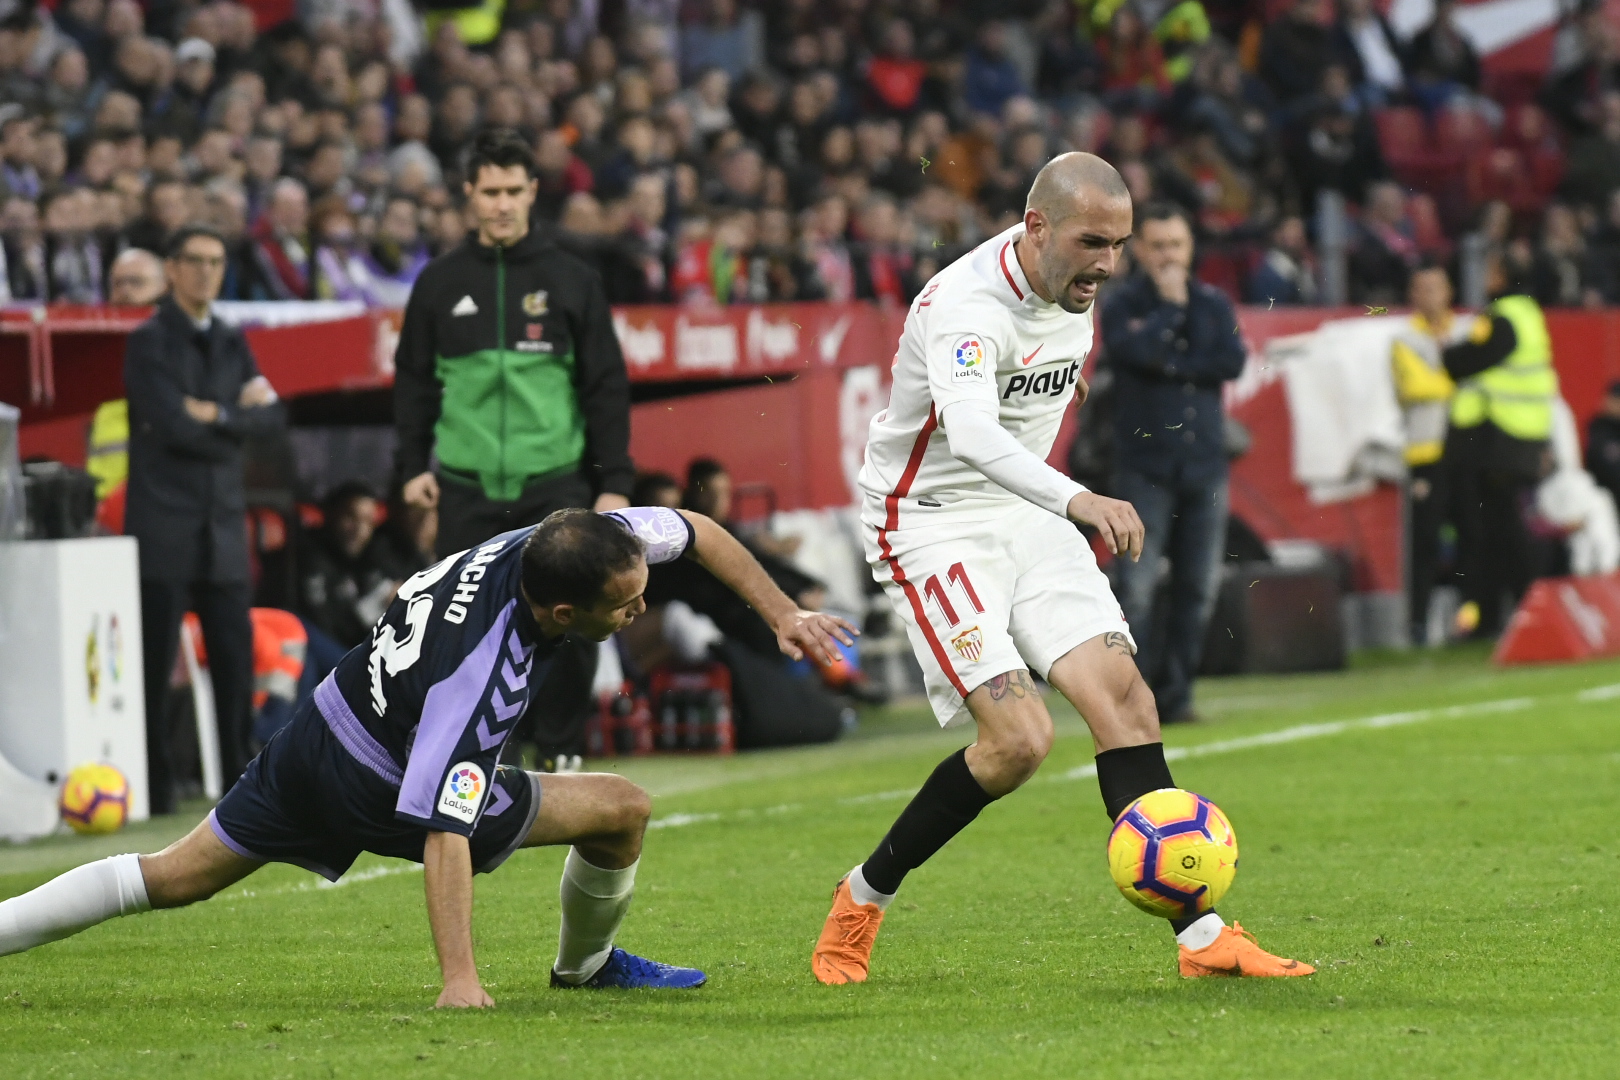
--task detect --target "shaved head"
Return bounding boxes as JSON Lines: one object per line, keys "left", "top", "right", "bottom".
{"left": 1014, "top": 152, "right": 1133, "bottom": 314}
{"left": 1026, "top": 152, "right": 1130, "bottom": 225}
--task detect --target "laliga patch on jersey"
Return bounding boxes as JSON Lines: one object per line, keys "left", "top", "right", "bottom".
{"left": 952, "top": 336, "right": 987, "bottom": 380}
{"left": 438, "top": 762, "right": 486, "bottom": 823}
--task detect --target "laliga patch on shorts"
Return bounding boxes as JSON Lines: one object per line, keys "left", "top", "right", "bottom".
{"left": 952, "top": 336, "right": 987, "bottom": 380}
{"left": 438, "top": 762, "right": 486, "bottom": 823}
{"left": 951, "top": 625, "right": 984, "bottom": 662}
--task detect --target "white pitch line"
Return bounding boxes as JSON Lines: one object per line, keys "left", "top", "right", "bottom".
{"left": 217, "top": 680, "right": 1620, "bottom": 897}
{"left": 1058, "top": 694, "right": 1539, "bottom": 781}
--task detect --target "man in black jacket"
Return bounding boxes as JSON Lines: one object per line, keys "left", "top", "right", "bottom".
{"left": 1103, "top": 203, "right": 1246, "bottom": 724}
{"left": 394, "top": 128, "right": 635, "bottom": 769}
{"left": 125, "top": 224, "right": 284, "bottom": 813}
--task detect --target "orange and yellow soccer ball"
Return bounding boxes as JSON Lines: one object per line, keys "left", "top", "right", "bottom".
{"left": 1107, "top": 788, "right": 1238, "bottom": 919}
{"left": 59, "top": 763, "right": 130, "bottom": 835}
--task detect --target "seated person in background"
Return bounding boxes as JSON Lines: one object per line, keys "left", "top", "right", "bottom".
{"left": 1585, "top": 381, "right": 1620, "bottom": 506}
{"left": 646, "top": 458, "right": 824, "bottom": 658}
{"left": 372, "top": 485, "right": 435, "bottom": 580}
{"left": 684, "top": 457, "right": 805, "bottom": 564}
{"left": 631, "top": 471, "right": 683, "bottom": 510}
{"left": 297, "top": 481, "right": 404, "bottom": 649}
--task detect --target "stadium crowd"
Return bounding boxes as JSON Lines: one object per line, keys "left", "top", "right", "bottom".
{"left": 1, "top": 0, "right": 1619, "bottom": 310}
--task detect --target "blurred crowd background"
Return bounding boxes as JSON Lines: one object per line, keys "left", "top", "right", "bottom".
{"left": 2, "top": 0, "right": 1620, "bottom": 312}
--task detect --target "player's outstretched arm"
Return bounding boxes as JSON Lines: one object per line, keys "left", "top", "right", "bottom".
{"left": 677, "top": 510, "right": 858, "bottom": 665}
{"left": 423, "top": 830, "right": 493, "bottom": 1008}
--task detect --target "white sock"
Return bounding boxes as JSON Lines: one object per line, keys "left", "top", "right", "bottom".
{"left": 0, "top": 853, "right": 151, "bottom": 956}
{"left": 553, "top": 848, "right": 638, "bottom": 984}
{"left": 846, "top": 864, "right": 894, "bottom": 911}
{"left": 1174, "top": 912, "right": 1226, "bottom": 951}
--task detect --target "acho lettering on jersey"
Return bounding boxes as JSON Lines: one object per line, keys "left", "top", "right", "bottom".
{"left": 311, "top": 506, "right": 693, "bottom": 836}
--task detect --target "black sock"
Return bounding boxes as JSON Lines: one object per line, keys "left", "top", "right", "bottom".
{"left": 1095, "top": 742, "right": 1176, "bottom": 822}
{"left": 1095, "top": 743, "right": 1218, "bottom": 937}
{"left": 860, "top": 748, "right": 996, "bottom": 895}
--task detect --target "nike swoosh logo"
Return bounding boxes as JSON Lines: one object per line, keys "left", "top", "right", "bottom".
{"left": 1021, "top": 345, "right": 1043, "bottom": 366}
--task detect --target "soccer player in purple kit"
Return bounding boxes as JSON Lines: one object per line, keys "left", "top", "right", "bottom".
{"left": 0, "top": 507, "right": 854, "bottom": 1007}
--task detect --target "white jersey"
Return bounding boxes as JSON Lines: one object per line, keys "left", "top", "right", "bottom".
{"left": 858, "top": 223, "right": 1093, "bottom": 530}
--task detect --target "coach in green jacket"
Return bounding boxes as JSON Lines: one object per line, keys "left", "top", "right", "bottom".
{"left": 395, "top": 128, "right": 634, "bottom": 556}
{"left": 394, "top": 128, "right": 633, "bottom": 770}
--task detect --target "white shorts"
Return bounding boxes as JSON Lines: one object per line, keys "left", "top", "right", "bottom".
{"left": 864, "top": 500, "right": 1135, "bottom": 728}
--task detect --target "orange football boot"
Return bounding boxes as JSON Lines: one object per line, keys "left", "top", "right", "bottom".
{"left": 811, "top": 878, "right": 885, "bottom": 985}
{"left": 1178, "top": 921, "right": 1316, "bottom": 978}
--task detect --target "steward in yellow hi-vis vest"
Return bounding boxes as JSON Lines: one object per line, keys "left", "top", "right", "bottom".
{"left": 1391, "top": 264, "right": 1461, "bottom": 644}
{"left": 1440, "top": 258, "right": 1558, "bottom": 638}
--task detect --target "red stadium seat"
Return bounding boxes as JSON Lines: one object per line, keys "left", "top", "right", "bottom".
{"left": 1375, "top": 107, "right": 1463, "bottom": 193}
{"left": 1406, "top": 194, "right": 1451, "bottom": 260}
{"left": 1374, "top": 107, "right": 1428, "bottom": 159}
{"left": 1466, "top": 147, "right": 1539, "bottom": 214}
{"left": 1435, "top": 107, "right": 1493, "bottom": 154}
{"left": 1194, "top": 247, "right": 1256, "bottom": 304}
{"left": 1527, "top": 145, "right": 1567, "bottom": 197}
{"left": 1501, "top": 103, "right": 1554, "bottom": 150}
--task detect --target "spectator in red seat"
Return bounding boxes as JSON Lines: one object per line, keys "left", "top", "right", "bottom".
{"left": 1289, "top": 97, "right": 1386, "bottom": 216}
{"left": 1097, "top": 6, "right": 1171, "bottom": 112}
{"left": 161, "top": 38, "right": 216, "bottom": 146}
{"left": 1586, "top": 189, "right": 1620, "bottom": 302}
{"left": 1531, "top": 203, "right": 1602, "bottom": 308}
{"left": 755, "top": 206, "right": 823, "bottom": 301}
{"left": 296, "top": 481, "right": 403, "bottom": 650}
{"left": 851, "top": 192, "right": 917, "bottom": 306}
{"left": 108, "top": 246, "right": 166, "bottom": 304}
{"left": 43, "top": 187, "right": 104, "bottom": 303}
{"left": 1246, "top": 214, "right": 1319, "bottom": 305}
{"left": 673, "top": 208, "right": 757, "bottom": 304}
{"left": 1406, "top": 0, "right": 1481, "bottom": 113}
{"left": 1351, "top": 180, "right": 1421, "bottom": 305}
{"left": 804, "top": 193, "right": 855, "bottom": 301}
{"left": 0, "top": 111, "right": 42, "bottom": 201}
{"left": 866, "top": 18, "right": 928, "bottom": 117}
{"left": 0, "top": 193, "right": 45, "bottom": 301}
{"left": 44, "top": 47, "right": 95, "bottom": 141}
{"left": 1542, "top": 9, "right": 1620, "bottom": 136}
{"left": 1332, "top": 0, "right": 1406, "bottom": 108}
{"left": 680, "top": 0, "right": 761, "bottom": 83}
{"left": 1584, "top": 382, "right": 1620, "bottom": 508}
{"left": 1259, "top": 0, "right": 1342, "bottom": 105}
{"left": 1560, "top": 91, "right": 1620, "bottom": 213}
{"left": 251, "top": 177, "right": 312, "bottom": 299}
{"left": 1166, "top": 128, "right": 1252, "bottom": 237}
{"left": 963, "top": 21, "right": 1026, "bottom": 118}
{"left": 533, "top": 127, "right": 595, "bottom": 223}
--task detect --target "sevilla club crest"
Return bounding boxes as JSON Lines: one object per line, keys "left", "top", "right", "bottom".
{"left": 950, "top": 626, "right": 983, "bottom": 663}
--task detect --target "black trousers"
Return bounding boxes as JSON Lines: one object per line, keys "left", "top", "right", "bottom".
{"left": 141, "top": 577, "right": 254, "bottom": 815}
{"left": 1449, "top": 440, "right": 1537, "bottom": 635}
{"left": 435, "top": 469, "right": 599, "bottom": 761}
{"left": 1406, "top": 461, "right": 1448, "bottom": 642}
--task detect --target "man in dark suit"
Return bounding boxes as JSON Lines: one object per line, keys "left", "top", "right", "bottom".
{"left": 1103, "top": 202, "right": 1247, "bottom": 724}
{"left": 125, "top": 224, "right": 284, "bottom": 813}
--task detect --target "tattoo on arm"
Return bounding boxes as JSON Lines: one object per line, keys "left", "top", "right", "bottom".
{"left": 1103, "top": 631, "right": 1131, "bottom": 652}
{"left": 985, "top": 670, "right": 1035, "bottom": 701}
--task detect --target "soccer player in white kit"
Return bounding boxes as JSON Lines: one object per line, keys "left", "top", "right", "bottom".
{"left": 811, "top": 153, "right": 1313, "bottom": 983}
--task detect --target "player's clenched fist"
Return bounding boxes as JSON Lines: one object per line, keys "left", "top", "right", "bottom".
{"left": 774, "top": 610, "right": 860, "bottom": 666}
{"left": 1066, "top": 491, "right": 1145, "bottom": 561}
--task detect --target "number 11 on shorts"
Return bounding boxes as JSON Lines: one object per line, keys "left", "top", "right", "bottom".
{"left": 921, "top": 562, "right": 984, "bottom": 628}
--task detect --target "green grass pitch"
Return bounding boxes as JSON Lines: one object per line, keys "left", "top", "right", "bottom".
{"left": 3, "top": 647, "right": 1618, "bottom": 1078}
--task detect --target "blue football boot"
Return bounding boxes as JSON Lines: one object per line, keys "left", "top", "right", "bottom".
{"left": 550, "top": 948, "right": 707, "bottom": 989}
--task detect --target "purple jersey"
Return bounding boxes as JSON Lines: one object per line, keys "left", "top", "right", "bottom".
{"left": 313, "top": 507, "right": 693, "bottom": 836}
